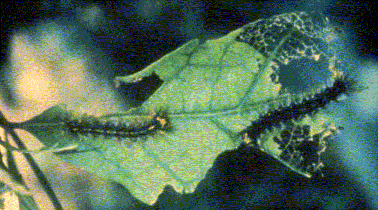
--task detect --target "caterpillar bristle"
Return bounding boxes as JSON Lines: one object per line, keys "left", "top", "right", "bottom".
{"left": 340, "top": 75, "right": 367, "bottom": 94}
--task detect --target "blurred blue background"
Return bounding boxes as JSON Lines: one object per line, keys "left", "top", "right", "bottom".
{"left": 1, "top": 0, "right": 377, "bottom": 209}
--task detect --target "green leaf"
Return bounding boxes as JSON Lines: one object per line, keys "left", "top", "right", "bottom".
{"left": 17, "top": 11, "right": 346, "bottom": 205}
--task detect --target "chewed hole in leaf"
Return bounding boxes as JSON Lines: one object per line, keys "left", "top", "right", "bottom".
{"left": 236, "top": 12, "right": 337, "bottom": 64}
{"left": 235, "top": 11, "right": 344, "bottom": 92}
{"left": 272, "top": 121, "right": 336, "bottom": 175}
{"left": 278, "top": 56, "right": 331, "bottom": 92}
{"left": 117, "top": 72, "right": 163, "bottom": 107}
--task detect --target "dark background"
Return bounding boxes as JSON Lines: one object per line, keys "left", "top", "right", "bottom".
{"left": 1, "top": 0, "right": 377, "bottom": 209}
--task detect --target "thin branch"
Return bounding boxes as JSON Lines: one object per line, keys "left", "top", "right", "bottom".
{"left": 5, "top": 128, "right": 64, "bottom": 210}
{"left": 0, "top": 140, "right": 77, "bottom": 154}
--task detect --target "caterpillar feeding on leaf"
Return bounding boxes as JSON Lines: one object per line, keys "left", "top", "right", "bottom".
{"left": 241, "top": 74, "right": 363, "bottom": 146}
{"left": 65, "top": 111, "right": 170, "bottom": 143}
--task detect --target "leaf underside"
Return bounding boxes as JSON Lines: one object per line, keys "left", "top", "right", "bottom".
{"left": 19, "top": 12, "right": 345, "bottom": 205}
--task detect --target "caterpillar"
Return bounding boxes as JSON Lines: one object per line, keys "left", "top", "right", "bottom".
{"left": 65, "top": 111, "right": 169, "bottom": 142}
{"left": 241, "top": 74, "right": 362, "bottom": 146}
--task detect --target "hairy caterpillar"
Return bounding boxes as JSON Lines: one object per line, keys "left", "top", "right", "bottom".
{"left": 65, "top": 111, "right": 169, "bottom": 142}
{"left": 241, "top": 74, "right": 361, "bottom": 146}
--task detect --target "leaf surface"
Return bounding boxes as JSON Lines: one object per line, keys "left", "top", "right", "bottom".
{"left": 19, "top": 12, "right": 344, "bottom": 204}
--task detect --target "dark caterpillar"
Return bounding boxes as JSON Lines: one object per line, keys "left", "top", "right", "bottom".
{"left": 65, "top": 111, "right": 169, "bottom": 142}
{"left": 241, "top": 75, "right": 362, "bottom": 146}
